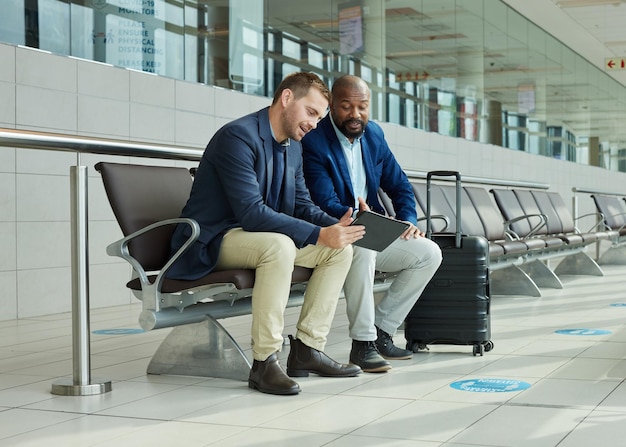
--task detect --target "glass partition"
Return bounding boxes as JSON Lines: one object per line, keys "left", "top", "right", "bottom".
{"left": 2, "top": 0, "right": 626, "bottom": 171}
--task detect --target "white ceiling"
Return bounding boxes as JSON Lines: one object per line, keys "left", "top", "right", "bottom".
{"left": 505, "top": 0, "right": 626, "bottom": 87}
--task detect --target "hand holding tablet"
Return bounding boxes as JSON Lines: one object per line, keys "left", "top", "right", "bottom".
{"left": 350, "top": 210, "right": 410, "bottom": 251}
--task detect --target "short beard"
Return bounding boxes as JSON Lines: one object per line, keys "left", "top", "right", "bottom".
{"left": 338, "top": 119, "right": 365, "bottom": 140}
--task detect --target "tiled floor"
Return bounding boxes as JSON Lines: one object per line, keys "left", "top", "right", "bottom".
{"left": 2, "top": 263, "right": 626, "bottom": 446}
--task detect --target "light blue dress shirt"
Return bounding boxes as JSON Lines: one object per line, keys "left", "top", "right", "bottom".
{"left": 330, "top": 115, "right": 367, "bottom": 215}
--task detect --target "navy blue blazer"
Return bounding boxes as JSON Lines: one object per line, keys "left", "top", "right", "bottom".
{"left": 302, "top": 116, "right": 418, "bottom": 226}
{"left": 168, "top": 107, "right": 337, "bottom": 280}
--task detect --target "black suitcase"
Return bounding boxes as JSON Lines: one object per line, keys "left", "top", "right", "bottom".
{"left": 404, "top": 170, "right": 493, "bottom": 356}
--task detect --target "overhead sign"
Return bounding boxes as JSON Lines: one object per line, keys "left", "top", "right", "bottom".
{"left": 605, "top": 58, "right": 626, "bottom": 70}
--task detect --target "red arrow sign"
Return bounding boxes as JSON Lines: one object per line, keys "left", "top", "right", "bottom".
{"left": 606, "top": 58, "right": 626, "bottom": 70}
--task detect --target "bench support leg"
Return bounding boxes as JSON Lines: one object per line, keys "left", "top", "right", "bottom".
{"left": 598, "top": 244, "right": 626, "bottom": 265}
{"left": 554, "top": 251, "right": 604, "bottom": 277}
{"left": 147, "top": 316, "right": 251, "bottom": 381}
{"left": 520, "top": 260, "right": 563, "bottom": 289}
{"left": 490, "top": 265, "right": 542, "bottom": 297}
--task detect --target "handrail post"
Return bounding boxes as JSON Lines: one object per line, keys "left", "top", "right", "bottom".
{"left": 51, "top": 166, "right": 112, "bottom": 396}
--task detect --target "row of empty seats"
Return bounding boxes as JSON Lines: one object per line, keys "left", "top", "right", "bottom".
{"left": 384, "top": 179, "right": 621, "bottom": 297}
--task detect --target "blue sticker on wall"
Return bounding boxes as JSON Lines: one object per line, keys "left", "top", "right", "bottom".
{"left": 92, "top": 328, "right": 145, "bottom": 335}
{"left": 610, "top": 303, "right": 626, "bottom": 307}
{"left": 450, "top": 378, "right": 531, "bottom": 393}
{"left": 555, "top": 329, "right": 611, "bottom": 336}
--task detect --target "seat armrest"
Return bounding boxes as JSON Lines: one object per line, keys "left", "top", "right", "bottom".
{"left": 418, "top": 214, "right": 450, "bottom": 232}
{"left": 106, "top": 217, "right": 200, "bottom": 293}
{"left": 504, "top": 213, "right": 547, "bottom": 238}
{"left": 574, "top": 212, "right": 610, "bottom": 232}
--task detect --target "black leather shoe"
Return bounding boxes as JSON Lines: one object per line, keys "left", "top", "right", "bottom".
{"left": 248, "top": 352, "right": 301, "bottom": 395}
{"left": 376, "top": 326, "right": 413, "bottom": 360}
{"left": 286, "top": 335, "right": 361, "bottom": 378}
{"left": 350, "top": 340, "right": 391, "bottom": 373}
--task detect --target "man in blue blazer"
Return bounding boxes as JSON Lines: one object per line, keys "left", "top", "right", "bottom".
{"left": 302, "top": 75, "right": 442, "bottom": 372}
{"left": 168, "top": 72, "right": 363, "bottom": 395}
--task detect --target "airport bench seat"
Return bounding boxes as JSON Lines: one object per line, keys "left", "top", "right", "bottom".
{"left": 96, "top": 161, "right": 395, "bottom": 382}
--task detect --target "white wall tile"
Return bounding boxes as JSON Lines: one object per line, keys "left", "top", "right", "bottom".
{"left": 17, "top": 222, "right": 71, "bottom": 270}
{"left": 214, "top": 87, "right": 251, "bottom": 120}
{"left": 214, "top": 116, "right": 231, "bottom": 131}
{"left": 16, "top": 173, "right": 69, "bottom": 222}
{"left": 130, "top": 71, "right": 175, "bottom": 107}
{"left": 0, "top": 44, "right": 15, "bottom": 83}
{"left": 77, "top": 95, "right": 130, "bottom": 138}
{"left": 129, "top": 103, "right": 175, "bottom": 143}
{"left": 17, "top": 267, "right": 71, "bottom": 317}
{"left": 16, "top": 148, "right": 76, "bottom": 175}
{"left": 0, "top": 82, "right": 16, "bottom": 126}
{"left": 175, "top": 110, "right": 214, "bottom": 147}
{"left": 0, "top": 271, "right": 17, "bottom": 321}
{"left": 175, "top": 80, "right": 215, "bottom": 115}
{"left": 16, "top": 47, "right": 76, "bottom": 92}
{"left": 0, "top": 173, "right": 15, "bottom": 221}
{"left": 0, "top": 223, "right": 16, "bottom": 271}
{"left": 0, "top": 147, "right": 15, "bottom": 173}
{"left": 77, "top": 60, "right": 129, "bottom": 101}
{"left": 16, "top": 86, "right": 77, "bottom": 132}
{"left": 248, "top": 94, "right": 271, "bottom": 112}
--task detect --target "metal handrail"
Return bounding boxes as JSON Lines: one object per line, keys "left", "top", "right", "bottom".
{"left": 572, "top": 186, "right": 624, "bottom": 197}
{"left": 0, "top": 128, "right": 202, "bottom": 160}
{"left": 405, "top": 170, "right": 549, "bottom": 190}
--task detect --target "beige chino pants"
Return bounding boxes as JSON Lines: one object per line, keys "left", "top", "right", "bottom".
{"left": 215, "top": 228, "right": 353, "bottom": 361}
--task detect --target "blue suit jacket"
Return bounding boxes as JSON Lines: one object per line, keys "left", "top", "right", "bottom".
{"left": 302, "top": 116, "right": 418, "bottom": 225}
{"left": 168, "top": 107, "right": 336, "bottom": 280}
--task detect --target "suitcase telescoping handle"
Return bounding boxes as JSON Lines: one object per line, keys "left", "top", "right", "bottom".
{"left": 426, "top": 170, "right": 462, "bottom": 248}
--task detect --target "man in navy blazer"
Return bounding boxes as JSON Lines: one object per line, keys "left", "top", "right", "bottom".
{"left": 302, "top": 75, "right": 442, "bottom": 372}
{"left": 168, "top": 72, "right": 363, "bottom": 395}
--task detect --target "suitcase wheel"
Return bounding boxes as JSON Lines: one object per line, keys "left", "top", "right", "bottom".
{"left": 407, "top": 341, "right": 429, "bottom": 353}
{"left": 473, "top": 340, "right": 494, "bottom": 356}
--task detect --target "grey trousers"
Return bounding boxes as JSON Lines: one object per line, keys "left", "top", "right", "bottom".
{"left": 344, "top": 236, "right": 442, "bottom": 341}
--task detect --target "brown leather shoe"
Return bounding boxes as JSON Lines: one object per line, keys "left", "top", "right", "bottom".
{"left": 248, "top": 352, "right": 301, "bottom": 395}
{"left": 286, "top": 335, "right": 362, "bottom": 378}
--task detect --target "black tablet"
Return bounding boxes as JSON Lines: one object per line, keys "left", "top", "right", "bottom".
{"left": 350, "top": 210, "right": 410, "bottom": 251}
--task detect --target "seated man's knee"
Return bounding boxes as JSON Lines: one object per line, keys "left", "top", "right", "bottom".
{"left": 423, "top": 238, "right": 443, "bottom": 267}
{"left": 325, "top": 243, "right": 353, "bottom": 266}
{"left": 260, "top": 233, "right": 298, "bottom": 264}
{"left": 408, "top": 237, "right": 442, "bottom": 269}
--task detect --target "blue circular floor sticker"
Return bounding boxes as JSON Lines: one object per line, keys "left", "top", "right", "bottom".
{"left": 555, "top": 329, "right": 611, "bottom": 336}
{"left": 450, "top": 378, "right": 531, "bottom": 393}
{"left": 92, "top": 328, "right": 145, "bottom": 335}
{"left": 610, "top": 303, "right": 626, "bottom": 307}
